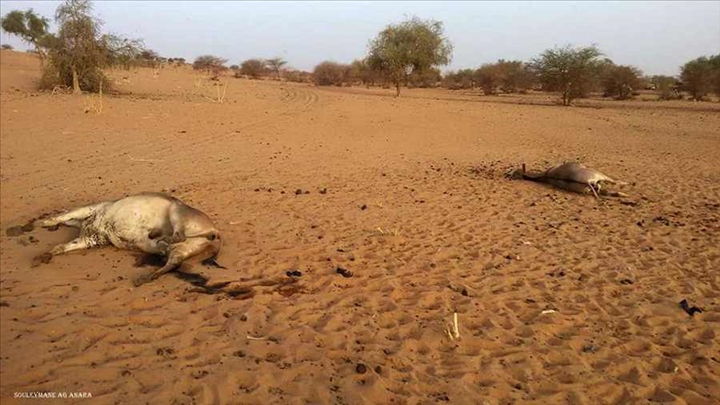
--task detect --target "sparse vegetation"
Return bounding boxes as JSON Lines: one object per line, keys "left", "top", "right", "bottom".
{"left": 1, "top": 44, "right": 13, "bottom": 50}
{"left": 3, "top": 5, "right": 716, "bottom": 105}
{"left": 530, "top": 45, "right": 603, "bottom": 106}
{"left": 367, "top": 17, "right": 453, "bottom": 97}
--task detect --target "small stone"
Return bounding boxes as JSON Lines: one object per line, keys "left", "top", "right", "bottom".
{"left": 582, "top": 344, "right": 596, "bottom": 353}
{"left": 355, "top": 363, "right": 367, "bottom": 374}
{"left": 336, "top": 267, "right": 353, "bottom": 278}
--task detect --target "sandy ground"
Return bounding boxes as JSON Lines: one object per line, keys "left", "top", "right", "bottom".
{"left": 1, "top": 50, "right": 719, "bottom": 405}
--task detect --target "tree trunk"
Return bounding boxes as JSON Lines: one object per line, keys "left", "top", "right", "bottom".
{"left": 72, "top": 67, "right": 81, "bottom": 94}
{"left": 35, "top": 47, "right": 46, "bottom": 68}
{"left": 395, "top": 81, "right": 401, "bottom": 97}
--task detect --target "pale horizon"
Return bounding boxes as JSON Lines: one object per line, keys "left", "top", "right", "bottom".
{"left": 1, "top": 1, "right": 719, "bottom": 76}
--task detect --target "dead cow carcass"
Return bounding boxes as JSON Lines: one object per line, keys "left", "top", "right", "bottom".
{"left": 37, "top": 192, "right": 222, "bottom": 286}
{"left": 516, "top": 162, "right": 628, "bottom": 198}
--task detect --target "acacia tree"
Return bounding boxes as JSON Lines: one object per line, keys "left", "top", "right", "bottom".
{"left": 1, "top": 9, "right": 52, "bottom": 64}
{"left": 710, "top": 55, "right": 720, "bottom": 98}
{"left": 266, "top": 57, "right": 287, "bottom": 79}
{"left": 530, "top": 45, "right": 602, "bottom": 106}
{"left": 52, "top": 0, "right": 108, "bottom": 94}
{"left": 602, "top": 64, "right": 642, "bottom": 100}
{"left": 680, "top": 56, "right": 715, "bottom": 101}
{"left": 367, "top": 17, "right": 452, "bottom": 97}
{"left": 102, "top": 34, "right": 144, "bottom": 69}
{"left": 192, "top": 55, "right": 227, "bottom": 77}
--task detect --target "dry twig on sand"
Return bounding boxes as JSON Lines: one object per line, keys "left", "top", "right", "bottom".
{"left": 445, "top": 312, "right": 460, "bottom": 341}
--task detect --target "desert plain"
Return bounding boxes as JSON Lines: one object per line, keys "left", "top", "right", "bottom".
{"left": 1, "top": 50, "right": 719, "bottom": 404}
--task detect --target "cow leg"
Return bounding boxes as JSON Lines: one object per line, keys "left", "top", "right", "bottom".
{"left": 587, "top": 183, "right": 600, "bottom": 199}
{"left": 49, "top": 236, "right": 99, "bottom": 255}
{"left": 169, "top": 204, "right": 187, "bottom": 242}
{"left": 134, "top": 237, "right": 218, "bottom": 286}
{"left": 39, "top": 202, "right": 108, "bottom": 228}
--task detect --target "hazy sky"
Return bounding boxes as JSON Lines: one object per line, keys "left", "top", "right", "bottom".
{"left": 1, "top": 1, "right": 718, "bottom": 76}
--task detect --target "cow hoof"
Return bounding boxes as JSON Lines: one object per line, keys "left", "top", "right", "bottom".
{"left": 133, "top": 274, "right": 154, "bottom": 287}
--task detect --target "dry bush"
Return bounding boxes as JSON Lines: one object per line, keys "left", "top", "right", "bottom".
{"left": 407, "top": 67, "right": 441, "bottom": 88}
{"left": 238, "top": 58, "right": 266, "bottom": 79}
{"left": 443, "top": 69, "right": 475, "bottom": 90}
{"left": 474, "top": 65, "right": 499, "bottom": 94}
{"left": 313, "top": 61, "right": 347, "bottom": 86}
{"left": 283, "top": 69, "right": 311, "bottom": 83}
{"left": 193, "top": 55, "right": 228, "bottom": 79}
{"left": 602, "top": 64, "right": 643, "bottom": 100}
{"left": 651, "top": 75, "right": 681, "bottom": 100}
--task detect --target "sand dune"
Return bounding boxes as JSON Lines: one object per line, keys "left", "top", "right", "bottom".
{"left": 1, "top": 50, "right": 719, "bottom": 404}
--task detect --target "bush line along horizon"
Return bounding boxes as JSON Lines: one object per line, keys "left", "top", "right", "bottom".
{"left": 2, "top": 1, "right": 719, "bottom": 103}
